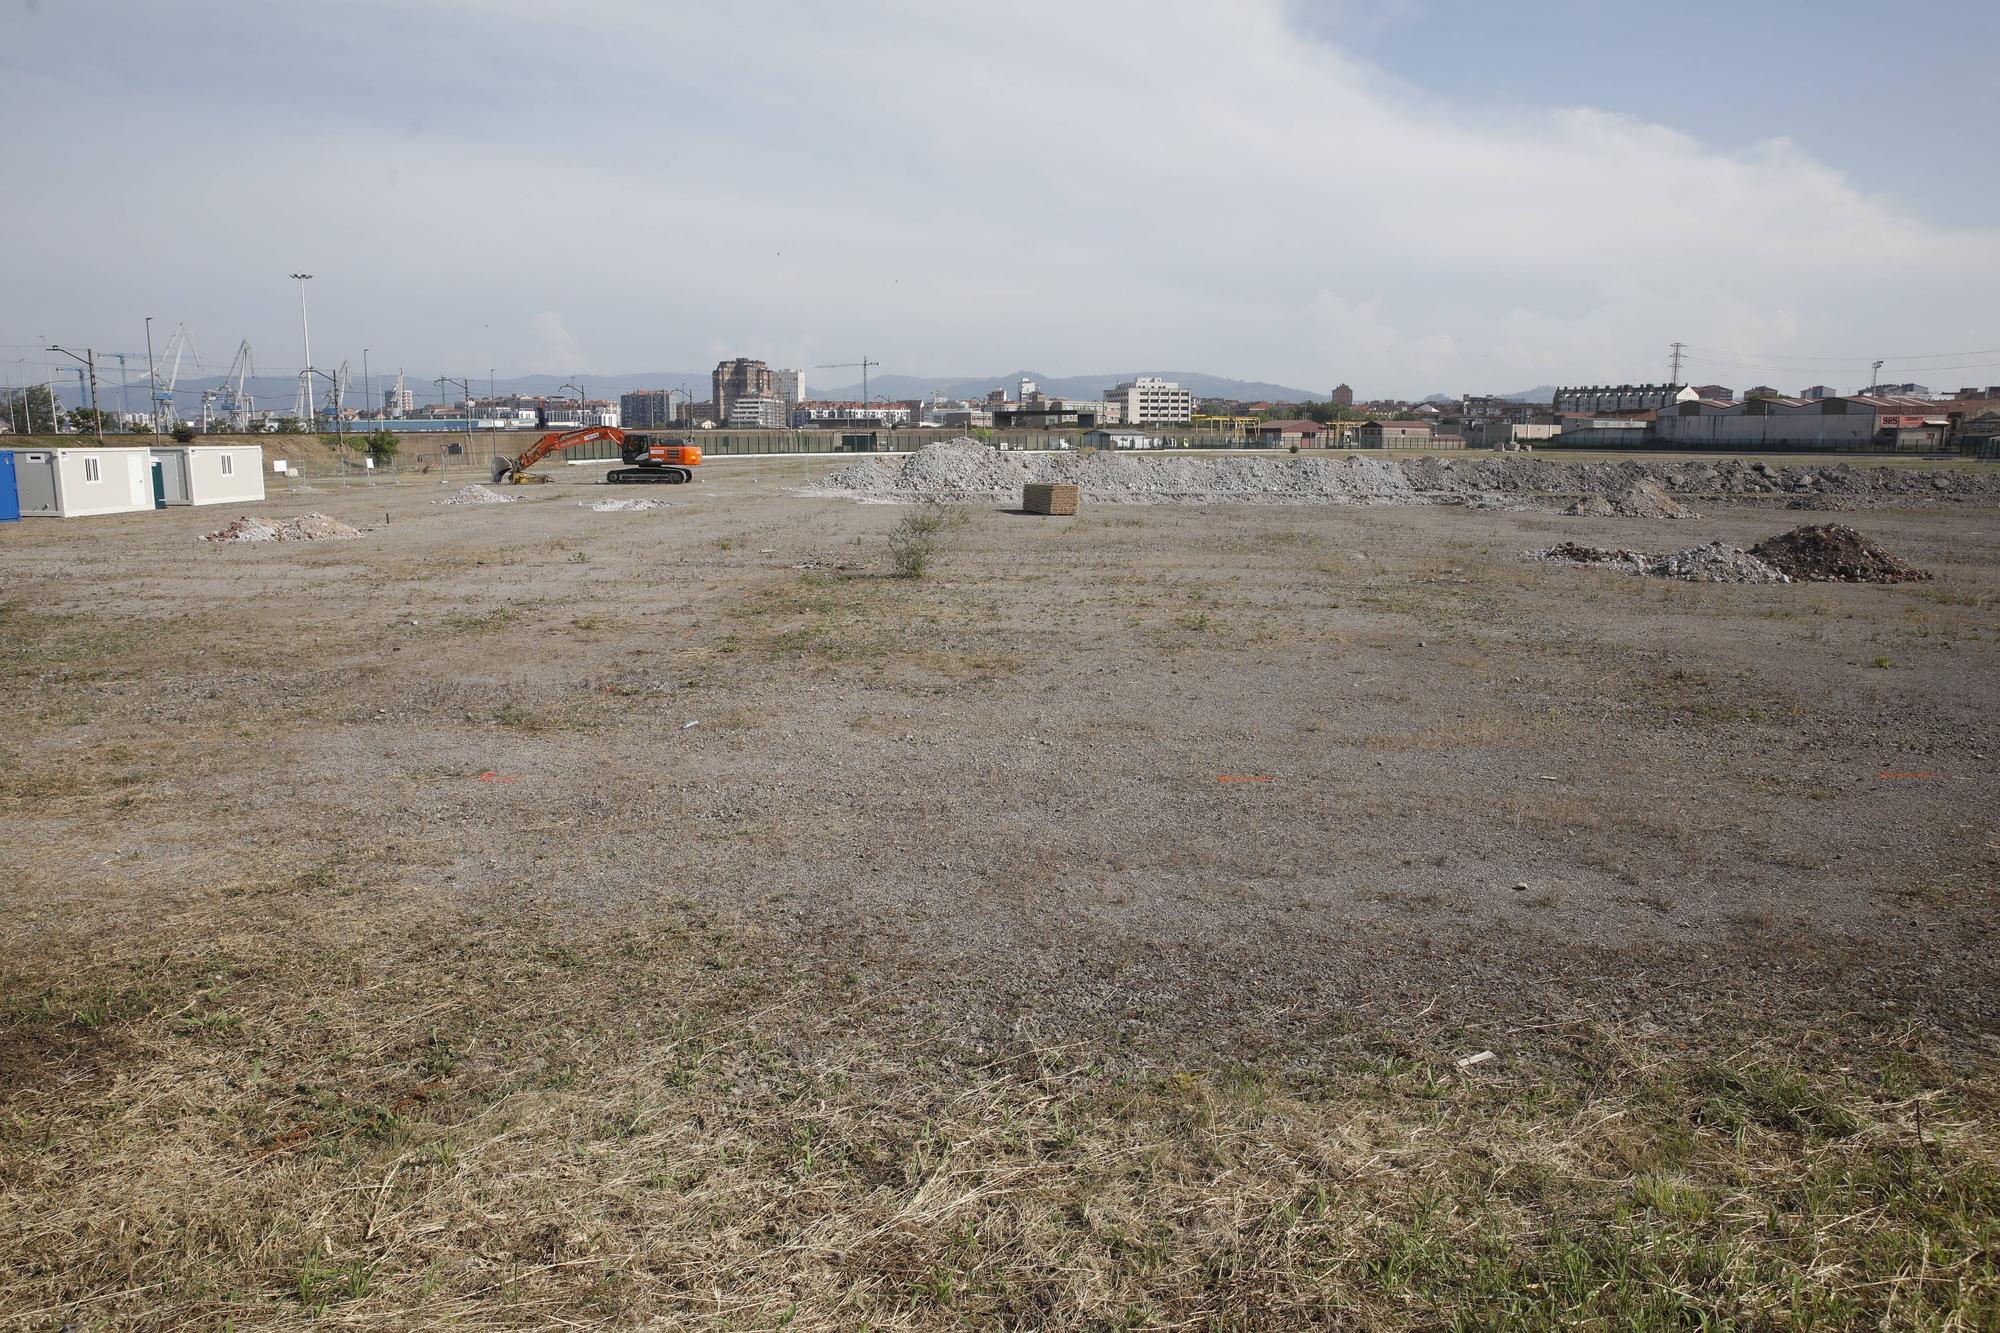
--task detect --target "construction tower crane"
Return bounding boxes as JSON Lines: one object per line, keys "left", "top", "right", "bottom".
{"left": 814, "top": 356, "right": 880, "bottom": 408}
{"left": 151, "top": 323, "right": 200, "bottom": 429}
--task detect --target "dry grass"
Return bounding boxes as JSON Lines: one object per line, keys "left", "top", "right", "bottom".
{"left": 3, "top": 893, "right": 1996, "bottom": 1331}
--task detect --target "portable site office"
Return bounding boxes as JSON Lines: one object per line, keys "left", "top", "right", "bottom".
{"left": 151, "top": 444, "right": 266, "bottom": 505}
{"left": 13, "top": 447, "right": 154, "bottom": 517}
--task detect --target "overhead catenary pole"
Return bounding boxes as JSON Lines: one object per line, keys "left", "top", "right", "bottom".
{"left": 48, "top": 345, "right": 105, "bottom": 443}
{"left": 290, "top": 273, "right": 314, "bottom": 428}
{"left": 362, "top": 348, "right": 372, "bottom": 429}
{"left": 146, "top": 317, "right": 160, "bottom": 443}
{"left": 1669, "top": 340, "right": 1685, "bottom": 384}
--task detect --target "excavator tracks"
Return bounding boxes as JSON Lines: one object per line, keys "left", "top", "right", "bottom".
{"left": 606, "top": 466, "right": 694, "bottom": 485}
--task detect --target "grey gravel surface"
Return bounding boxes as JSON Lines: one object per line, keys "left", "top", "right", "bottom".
{"left": 5, "top": 456, "right": 1997, "bottom": 1067}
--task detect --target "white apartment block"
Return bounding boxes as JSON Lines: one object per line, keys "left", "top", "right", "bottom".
{"left": 1104, "top": 376, "right": 1192, "bottom": 424}
{"left": 726, "top": 396, "right": 789, "bottom": 428}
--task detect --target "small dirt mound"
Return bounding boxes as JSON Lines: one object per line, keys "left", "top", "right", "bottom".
{"left": 1749, "top": 524, "right": 1931, "bottom": 583}
{"left": 1619, "top": 477, "right": 1698, "bottom": 520}
{"left": 1562, "top": 495, "right": 1617, "bottom": 517}
{"left": 202, "top": 513, "right": 362, "bottom": 544}
{"left": 1648, "top": 542, "right": 1790, "bottom": 584}
{"left": 1534, "top": 540, "right": 1788, "bottom": 583}
{"left": 437, "top": 484, "right": 515, "bottom": 506}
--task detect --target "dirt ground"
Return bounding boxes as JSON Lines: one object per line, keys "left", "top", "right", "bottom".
{"left": 3, "top": 455, "right": 1997, "bottom": 1329}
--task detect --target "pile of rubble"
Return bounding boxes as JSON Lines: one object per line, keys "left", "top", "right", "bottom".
{"left": 1534, "top": 540, "right": 1790, "bottom": 584}
{"left": 814, "top": 439, "right": 2000, "bottom": 511}
{"left": 201, "top": 513, "right": 363, "bottom": 544}
{"left": 1750, "top": 524, "right": 1932, "bottom": 583}
{"left": 437, "top": 484, "right": 516, "bottom": 506}
{"left": 1563, "top": 478, "right": 1697, "bottom": 519}
{"left": 1534, "top": 524, "right": 1931, "bottom": 586}
{"left": 582, "top": 497, "right": 678, "bottom": 512}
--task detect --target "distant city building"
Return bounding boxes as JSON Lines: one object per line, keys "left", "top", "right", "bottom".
{"left": 1692, "top": 384, "right": 1733, "bottom": 401}
{"left": 1104, "top": 375, "right": 1192, "bottom": 424}
{"left": 383, "top": 384, "right": 414, "bottom": 417}
{"left": 726, "top": 396, "right": 788, "bottom": 428}
{"left": 1353, "top": 419, "right": 1435, "bottom": 449}
{"left": 1249, "top": 419, "right": 1329, "bottom": 448}
{"left": 1330, "top": 383, "right": 1354, "bottom": 408}
{"left": 1551, "top": 383, "right": 1694, "bottom": 414}
{"left": 713, "top": 358, "right": 775, "bottom": 425}
{"left": 995, "top": 405, "right": 1101, "bottom": 429}
{"left": 1055, "top": 396, "right": 1121, "bottom": 423}
{"left": 1865, "top": 382, "right": 1934, "bottom": 399}
{"left": 1801, "top": 384, "right": 1836, "bottom": 401}
{"left": 620, "top": 389, "right": 682, "bottom": 429}
{"left": 797, "top": 401, "right": 911, "bottom": 429}
{"left": 1744, "top": 385, "right": 1782, "bottom": 400}
{"left": 772, "top": 369, "right": 806, "bottom": 417}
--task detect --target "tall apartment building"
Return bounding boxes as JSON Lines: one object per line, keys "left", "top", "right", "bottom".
{"left": 1331, "top": 383, "right": 1354, "bottom": 408}
{"left": 772, "top": 369, "right": 805, "bottom": 417}
{"left": 1104, "top": 375, "right": 1193, "bottom": 424}
{"left": 383, "top": 384, "right": 414, "bottom": 417}
{"left": 620, "top": 389, "right": 680, "bottom": 429}
{"left": 712, "top": 358, "right": 774, "bottom": 424}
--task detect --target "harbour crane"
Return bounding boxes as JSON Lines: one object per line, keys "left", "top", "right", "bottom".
{"left": 814, "top": 356, "right": 880, "bottom": 408}
{"left": 203, "top": 340, "right": 256, "bottom": 431}
{"left": 151, "top": 323, "right": 200, "bottom": 429}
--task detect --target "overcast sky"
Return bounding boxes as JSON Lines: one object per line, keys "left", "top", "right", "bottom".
{"left": 3, "top": 0, "right": 1996, "bottom": 399}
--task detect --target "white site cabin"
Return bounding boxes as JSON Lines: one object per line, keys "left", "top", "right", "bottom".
{"left": 152, "top": 444, "right": 266, "bottom": 505}
{"left": 13, "top": 447, "right": 154, "bottom": 518}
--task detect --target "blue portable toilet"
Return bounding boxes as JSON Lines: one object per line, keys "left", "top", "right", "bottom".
{"left": 0, "top": 450, "right": 19, "bottom": 523}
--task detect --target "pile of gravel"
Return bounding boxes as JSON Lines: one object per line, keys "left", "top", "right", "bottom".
{"left": 582, "top": 497, "right": 678, "bottom": 512}
{"left": 1533, "top": 540, "right": 1791, "bottom": 584}
{"left": 814, "top": 440, "right": 2000, "bottom": 512}
{"left": 1749, "top": 524, "right": 1932, "bottom": 583}
{"left": 1563, "top": 477, "right": 1697, "bottom": 519}
{"left": 201, "top": 513, "right": 363, "bottom": 544}
{"left": 437, "top": 484, "right": 516, "bottom": 506}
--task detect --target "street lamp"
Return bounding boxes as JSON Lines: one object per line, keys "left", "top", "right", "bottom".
{"left": 290, "top": 273, "right": 314, "bottom": 430}
{"left": 47, "top": 345, "right": 104, "bottom": 443}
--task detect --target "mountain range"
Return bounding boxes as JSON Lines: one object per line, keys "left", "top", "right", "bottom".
{"left": 34, "top": 369, "right": 1558, "bottom": 412}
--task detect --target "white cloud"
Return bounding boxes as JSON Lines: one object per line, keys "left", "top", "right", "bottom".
{"left": 531, "top": 313, "right": 588, "bottom": 374}
{"left": 0, "top": 0, "right": 1992, "bottom": 396}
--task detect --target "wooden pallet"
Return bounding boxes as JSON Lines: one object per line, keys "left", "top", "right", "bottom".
{"left": 1022, "top": 482, "right": 1080, "bottom": 515}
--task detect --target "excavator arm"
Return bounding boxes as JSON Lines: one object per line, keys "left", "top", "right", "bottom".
{"left": 492, "top": 425, "right": 626, "bottom": 483}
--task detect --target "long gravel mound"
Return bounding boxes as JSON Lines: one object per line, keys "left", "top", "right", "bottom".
{"left": 813, "top": 438, "right": 2000, "bottom": 510}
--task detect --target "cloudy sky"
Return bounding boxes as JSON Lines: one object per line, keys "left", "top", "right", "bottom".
{"left": 3, "top": 0, "right": 1996, "bottom": 399}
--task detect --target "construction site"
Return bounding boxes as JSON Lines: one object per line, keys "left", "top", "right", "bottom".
{"left": 3, "top": 438, "right": 1998, "bottom": 1329}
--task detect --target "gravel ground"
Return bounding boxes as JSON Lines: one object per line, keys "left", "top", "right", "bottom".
{"left": 6, "top": 458, "right": 1996, "bottom": 1053}
{"left": 3, "top": 455, "right": 1997, "bottom": 1327}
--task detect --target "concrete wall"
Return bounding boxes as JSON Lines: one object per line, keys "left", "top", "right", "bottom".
{"left": 1653, "top": 414, "right": 1878, "bottom": 448}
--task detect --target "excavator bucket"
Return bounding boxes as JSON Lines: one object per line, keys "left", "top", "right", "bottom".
{"left": 490, "top": 457, "right": 514, "bottom": 484}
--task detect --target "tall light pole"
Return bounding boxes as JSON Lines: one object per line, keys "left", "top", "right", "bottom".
{"left": 144, "top": 316, "right": 160, "bottom": 444}
{"left": 48, "top": 345, "right": 104, "bottom": 443}
{"left": 290, "top": 273, "right": 314, "bottom": 429}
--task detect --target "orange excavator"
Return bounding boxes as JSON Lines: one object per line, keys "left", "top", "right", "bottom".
{"left": 490, "top": 425, "right": 703, "bottom": 485}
